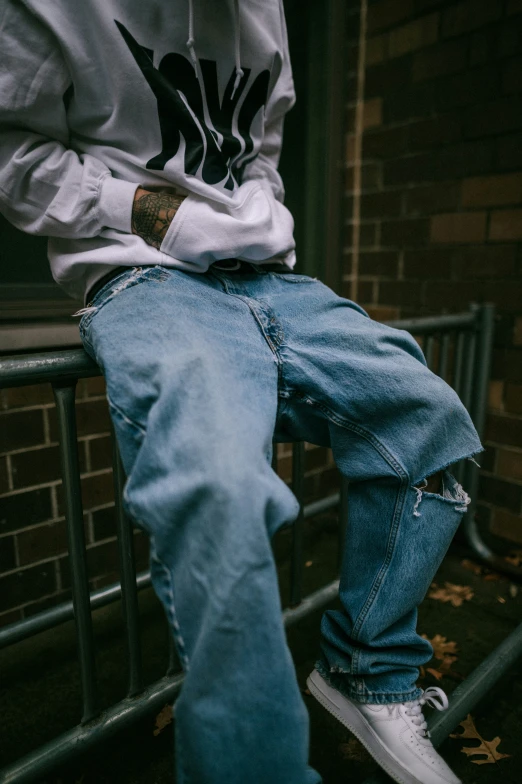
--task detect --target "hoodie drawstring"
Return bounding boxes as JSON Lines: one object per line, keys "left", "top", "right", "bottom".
{"left": 231, "top": 0, "right": 245, "bottom": 99}
{"left": 187, "top": 0, "right": 198, "bottom": 76}
{"left": 187, "top": 0, "right": 244, "bottom": 98}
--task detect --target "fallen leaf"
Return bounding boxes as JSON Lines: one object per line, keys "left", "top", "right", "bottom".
{"left": 305, "top": 561, "right": 313, "bottom": 567}
{"left": 426, "top": 667, "right": 444, "bottom": 681}
{"left": 450, "top": 714, "right": 511, "bottom": 765}
{"left": 497, "top": 596, "right": 506, "bottom": 604}
{"left": 461, "top": 558, "right": 482, "bottom": 575}
{"left": 509, "top": 584, "right": 518, "bottom": 598}
{"left": 504, "top": 549, "right": 522, "bottom": 567}
{"left": 428, "top": 582, "right": 474, "bottom": 607}
{"left": 303, "top": 687, "right": 311, "bottom": 696}
{"left": 339, "top": 738, "right": 369, "bottom": 762}
{"left": 421, "top": 634, "right": 458, "bottom": 660}
{"left": 483, "top": 572, "right": 502, "bottom": 582}
{"left": 153, "top": 703, "right": 173, "bottom": 736}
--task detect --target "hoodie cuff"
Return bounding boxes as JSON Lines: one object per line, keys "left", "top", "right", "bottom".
{"left": 98, "top": 175, "right": 141, "bottom": 233}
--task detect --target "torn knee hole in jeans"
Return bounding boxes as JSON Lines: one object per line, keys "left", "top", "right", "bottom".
{"left": 412, "top": 471, "right": 471, "bottom": 517}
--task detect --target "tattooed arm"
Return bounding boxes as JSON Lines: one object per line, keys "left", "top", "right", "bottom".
{"left": 131, "top": 187, "right": 186, "bottom": 249}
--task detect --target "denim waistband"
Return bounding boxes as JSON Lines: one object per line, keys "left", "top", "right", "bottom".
{"left": 86, "top": 260, "right": 294, "bottom": 303}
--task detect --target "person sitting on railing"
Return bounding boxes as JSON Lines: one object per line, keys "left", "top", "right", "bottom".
{"left": 0, "top": 2, "right": 483, "bottom": 783}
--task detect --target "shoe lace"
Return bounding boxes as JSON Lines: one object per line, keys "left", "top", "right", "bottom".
{"left": 404, "top": 686, "right": 449, "bottom": 739}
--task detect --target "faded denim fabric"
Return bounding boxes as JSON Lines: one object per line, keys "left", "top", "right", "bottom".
{"left": 78, "top": 263, "right": 482, "bottom": 784}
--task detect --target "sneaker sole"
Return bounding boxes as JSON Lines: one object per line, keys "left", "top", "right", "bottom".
{"left": 307, "top": 670, "right": 446, "bottom": 784}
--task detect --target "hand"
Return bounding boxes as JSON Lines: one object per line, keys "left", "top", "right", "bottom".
{"left": 131, "top": 187, "right": 186, "bottom": 249}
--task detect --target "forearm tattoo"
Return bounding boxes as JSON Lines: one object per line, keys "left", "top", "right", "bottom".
{"left": 131, "top": 190, "right": 186, "bottom": 249}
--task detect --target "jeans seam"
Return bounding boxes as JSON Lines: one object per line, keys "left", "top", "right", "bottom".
{"left": 290, "top": 391, "right": 412, "bottom": 661}
{"left": 107, "top": 395, "right": 147, "bottom": 436}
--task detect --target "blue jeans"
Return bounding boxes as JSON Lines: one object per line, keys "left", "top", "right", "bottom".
{"left": 79, "top": 263, "right": 481, "bottom": 784}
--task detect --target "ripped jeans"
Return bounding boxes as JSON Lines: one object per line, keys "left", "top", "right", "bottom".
{"left": 78, "top": 263, "right": 482, "bottom": 784}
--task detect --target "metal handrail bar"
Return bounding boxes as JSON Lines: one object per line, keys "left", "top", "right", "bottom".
{"left": 0, "top": 492, "right": 342, "bottom": 651}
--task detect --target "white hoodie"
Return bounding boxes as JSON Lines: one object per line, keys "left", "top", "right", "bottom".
{"left": 0, "top": 0, "right": 296, "bottom": 302}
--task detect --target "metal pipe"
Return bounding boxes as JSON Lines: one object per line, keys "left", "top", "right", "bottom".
{"left": 52, "top": 382, "right": 98, "bottom": 723}
{"left": 384, "top": 313, "right": 474, "bottom": 334}
{"left": 438, "top": 332, "right": 450, "bottom": 381}
{"left": 338, "top": 478, "right": 349, "bottom": 572}
{"left": 0, "top": 493, "right": 342, "bottom": 652}
{"left": 0, "top": 349, "right": 99, "bottom": 388}
{"left": 2, "top": 580, "right": 340, "bottom": 784}
{"left": 111, "top": 430, "right": 143, "bottom": 697}
{"left": 424, "top": 335, "right": 435, "bottom": 369}
{"left": 361, "top": 619, "right": 522, "bottom": 784}
{"left": 290, "top": 443, "right": 306, "bottom": 606}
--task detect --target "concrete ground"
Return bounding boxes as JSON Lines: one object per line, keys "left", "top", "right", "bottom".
{"left": 1, "top": 512, "right": 521, "bottom": 784}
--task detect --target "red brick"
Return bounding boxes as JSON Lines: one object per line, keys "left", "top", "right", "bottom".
{"left": 361, "top": 190, "right": 402, "bottom": 218}
{"left": 430, "top": 213, "right": 487, "bottom": 244}
{"left": 486, "top": 414, "right": 522, "bottom": 448}
{"left": 442, "top": 0, "right": 501, "bottom": 38}
{"left": 479, "top": 473, "right": 522, "bottom": 512}
{"left": 0, "top": 487, "right": 53, "bottom": 535}
{"left": 471, "top": 281, "right": 522, "bottom": 312}
{"left": 345, "top": 221, "right": 379, "bottom": 249}
{"left": 0, "top": 535, "right": 16, "bottom": 572}
{"left": 92, "top": 506, "right": 117, "bottom": 542}
{"left": 0, "top": 384, "right": 54, "bottom": 411}
{"left": 489, "top": 209, "right": 522, "bottom": 241}
{"left": 17, "top": 519, "right": 69, "bottom": 566}
{"left": 378, "top": 280, "right": 425, "bottom": 308}
{"left": 490, "top": 509, "right": 522, "bottom": 544}
{"left": 359, "top": 252, "right": 399, "bottom": 276}
{"left": 503, "top": 57, "right": 522, "bottom": 94}
{"left": 48, "top": 398, "right": 112, "bottom": 442}
{"left": 505, "top": 385, "right": 522, "bottom": 414}
{"left": 381, "top": 218, "right": 430, "bottom": 246}
{"left": 469, "top": 28, "right": 497, "bottom": 66}
{"left": 0, "top": 410, "right": 45, "bottom": 454}
{"left": 432, "top": 66, "right": 497, "bottom": 112}
{"left": 423, "top": 280, "right": 482, "bottom": 312}
{"left": 364, "top": 305, "right": 401, "bottom": 321}
{"left": 497, "top": 132, "right": 522, "bottom": 171}
{"left": 346, "top": 163, "right": 383, "bottom": 191}
{"left": 305, "top": 447, "right": 332, "bottom": 473}
{"left": 368, "top": 0, "right": 414, "bottom": 34}
{"left": 0, "top": 562, "right": 56, "bottom": 613}
{"left": 462, "top": 174, "right": 522, "bottom": 207}
{"left": 363, "top": 126, "right": 409, "bottom": 159}
{"left": 464, "top": 98, "right": 522, "bottom": 140}
{"left": 0, "top": 458, "right": 9, "bottom": 495}
{"left": 408, "top": 115, "right": 461, "bottom": 151}
{"left": 451, "top": 245, "right": 517, "bottom": 279}
{"left": 10, "top": 445, "right": 61, "bottom": 490}
{"left": 366, "top": 34, "right": 388, "bottom": 66}
{"left": 0, "top": 609, "right": 22, "bottom": 628}
{"left": 492, "top": 349, "right": 522, "bottom": 384}
{"left": 497, "top": 449, "right": 522, "bottom": 482}
{"left": 55, "top": 470, "right": 114, "bottom": 516}
{"left": 363, "top": 98, "right": 383, "bottom": 129}
{"left": 507, "top": 0, "right": 522, "bottom": 15}
{"left": 515, "top": 318, "right": 522, "bottom": 347}
{"left": 89, "top": 436, "right": 114, "bottom": 472}
{"left": 412, "top": 39, "right": 467, "bottom": 82}
{"left": 389, "top": 14, "right": 439, "bottom": 58}
{"left": 365, "top": 57, "right": 411, "bottom": 98}
{"left": 403, "top": 249, "right": 452, "bottom": 279}
{"left": 404, "top": 182, "right": 460, "bottom": 214}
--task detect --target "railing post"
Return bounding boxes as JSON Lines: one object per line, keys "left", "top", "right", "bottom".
{"left": 52, "top": 381, "right": 98, "bottom": 723}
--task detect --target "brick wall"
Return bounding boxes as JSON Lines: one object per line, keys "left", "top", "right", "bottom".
{"left": 0, "top": 380, "right": 337, "bottom": 626}
{"left": 346, "top": 0, "right": 522, "bottom": 543}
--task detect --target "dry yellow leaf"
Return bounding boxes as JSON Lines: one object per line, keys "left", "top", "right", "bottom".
{"left": 460, "top": 558, "right": 482, "bottom": 575}
{"left": 505, "top": 550, "right": 522, "bottom": 567}
{"left": 153, "top": 703, "right": 173, "bottom": 736}
{"left": 450, "top": 714, "right": 511, "bottom": 765}
{"left": 428, "top": 582, "right": 474, "bottom": 607}
{"left": 421, "top": 634, "right": 458, "bottom": 660}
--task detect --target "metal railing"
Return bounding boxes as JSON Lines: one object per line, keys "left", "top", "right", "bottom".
{"left": 1, "top": 302, "right": 521, "bottom": 784}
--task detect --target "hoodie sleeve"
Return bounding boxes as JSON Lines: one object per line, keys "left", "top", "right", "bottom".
{"left": 0, "top": 0, "right": 140, "bottom": 239}
{"left": 240, "top": 0, "right": 296, "bottom": 204}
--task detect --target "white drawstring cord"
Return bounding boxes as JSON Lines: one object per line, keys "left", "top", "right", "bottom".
{"left": 187, "top": 0, "right": 199, "bottom": 78}
{"left": 231, "top": 0, "right": 244, "bottom": 99}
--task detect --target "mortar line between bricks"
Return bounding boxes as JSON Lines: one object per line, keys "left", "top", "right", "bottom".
{"left": 0, "top": 430, "right": 112, "bottom": 458}
{"left": 5, "top": 453, "right": 14, "bottom": 492}
{"left": 478, "top": 469, "right": 522, "bottom": 487}
{"left": 0, "top": 467, "right": 113, "bottom": 500}
{"left": 42, "top": 407, "right": 50, "bottom": 445}
{"left": 0, "top": 395, "right": 108, "bottom": 415}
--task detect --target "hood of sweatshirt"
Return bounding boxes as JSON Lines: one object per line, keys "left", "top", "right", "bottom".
{"left": 0, "top": 0, "right": 296, "bottom": 302}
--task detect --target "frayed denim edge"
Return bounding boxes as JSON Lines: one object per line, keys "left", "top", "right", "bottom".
{"left": 314, "top": 659, "right": 422, "bottom": 705}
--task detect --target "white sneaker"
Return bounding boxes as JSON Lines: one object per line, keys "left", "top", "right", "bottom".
{"left": 307, "top": 669, "right": 461, "bottom": 784}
